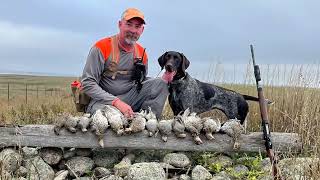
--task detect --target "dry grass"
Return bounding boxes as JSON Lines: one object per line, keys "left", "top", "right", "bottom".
{"left": 0, "top": 64, "right": 319, "bottom": 177}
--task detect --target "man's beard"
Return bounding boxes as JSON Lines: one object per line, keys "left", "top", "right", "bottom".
{"left": 124, "top": 32, "right": 139, "bottom": 45}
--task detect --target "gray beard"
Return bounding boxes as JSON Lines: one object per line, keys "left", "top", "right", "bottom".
{"left": 124, "top": 38, "right": 136, "bottom": 45}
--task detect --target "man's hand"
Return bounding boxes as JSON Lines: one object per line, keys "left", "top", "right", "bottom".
{"left": 112, "top": 98, "right": 134, "bottom": 118}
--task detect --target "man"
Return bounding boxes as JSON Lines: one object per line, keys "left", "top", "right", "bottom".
{"left": 81, "top": 8, "right": 168, "bottom": 119}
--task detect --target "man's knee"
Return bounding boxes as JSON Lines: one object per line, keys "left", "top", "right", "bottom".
{"left": 86, "top": 100, "right": 106, "bottom": 115}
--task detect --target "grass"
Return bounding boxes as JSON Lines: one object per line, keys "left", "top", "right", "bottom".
{"left": 0, "top": 63, "right": 319, "bottom": 178}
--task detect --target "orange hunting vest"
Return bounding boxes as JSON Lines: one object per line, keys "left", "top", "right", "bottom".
{"left": 94, "top": 35, "right": 147, "bottom": 64}
{"left": 94, "top": 35, "right": 147, "bottom": 79}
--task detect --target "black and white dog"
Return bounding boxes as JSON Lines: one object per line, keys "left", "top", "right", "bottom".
{"left": 158, "top": 51, "right": 271, "bottom": 124}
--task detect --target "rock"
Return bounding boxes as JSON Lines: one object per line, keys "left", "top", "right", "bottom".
{"left": 63, "top": 147, "right": 76, "bottom": 159}
{"left": 15, "top": 166, "right": 28, "bottom": 177}
{"left": 278, "top": 157, "right": 320, "bottom": 179}
{"left": 93, "top": 149, "right": 121, "bottom": 168}
{"left": 57, "top": 159, "right": 67, "bottom": 170}
{"left": 100, "top": 175, "right": 123, "bottom": 180}
{"left": 0, "top": 170, "right": 12, "bottom": 179}
{"left": 191, "top": 165, "right": 212, "bottom": 180}
{"left": 260, "top": 158, "right": 271, "bottom": 174}
{"left": 257, "top": 175, "right": 273, "bottom": 180}
{"left": 159, "top": 162, "right": 175, "bottom": 169}
{"left": 163, "top": 153, "right": 191, "bottom": 168}
{"left": 39, "top": 147, "right": 63, "bottom": 165}
{"left": 210, "top": 175, "right": 231, "bottom": 180}
{"left": 114, "top": 154, "right": 135, "bottom": 177}
{"left": 66, "top": 156, "right": 94, "bottom": 177}
{"left": 75, "top": 148, "right": 92, "bottom": 157}
{"left": 0, "top": 148, "right": 22, "bottom": 173}
{"left": 133, "top": 149, "right": 171, "bottom": 163}
{"left": 72, "top": 177, "right": 93, "bottom": 180}
{"left": 208, "top": 155, "right": 233, "bottom": 169}
{"left": 93, "top": 167, "right": 112, "bottom": 179}
{"left": 127, "top": 162, "right": 166, "bottom": 180}
{"left": 229, "top": 164, "right": 249, "bottom": 179}
{"left": 24, "top": 156, "right": 55, "bottom": 180}
{"left": 21, "top": 147, "right": 39, "bottom": 159}
{"left": 213, "top": 171, "right": 231, "bottom": 180}
{"left": 54, "top": 170, "right": 69, "bottom": 180}
{"left": 167, "top": 175, "right": 179, "bottom": 180}
{"left": 12, "top": 177, "right": 27, "bottom": 180}
{"left": 179, "top": 174, "right": 191, "bottom": 180}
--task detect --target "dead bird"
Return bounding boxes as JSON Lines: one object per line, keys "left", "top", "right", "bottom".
{"left": 220, "top": 118, "right": 244, "bottom": 149}
{"left": 103, "top": 105, "right": 127, "bottom": 136}
{"left": 144, "top": 106, "right": 157, "bottom": 120}
{"left": 172, "top": 115, "right": 186, "bottom": 138}
{"left": 144, "top": 107, "right": 159, "bottom": 137}
{"left": 202, "top": 117, "right": 221, "bottom": 140}
{"left": 77, "top": 113, "right": 92, "bottom": 132}
{"left": 54, "top": 113, "right": 79, "bottom": 135}
{"left": 91, "top": 109, "right": 109, "bottom": 147}
{"left": 158, "top": 119, "right": 174, "bottom": 142}
{"left": 181, "top": 108, "right": 203, "bottom": 145}
{"left": 125, "top": 112, "right": 146, "bottom": 134}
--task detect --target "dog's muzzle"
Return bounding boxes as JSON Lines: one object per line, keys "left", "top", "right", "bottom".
{"left": 165, "top": 63, "right": 175, "bottom": 72}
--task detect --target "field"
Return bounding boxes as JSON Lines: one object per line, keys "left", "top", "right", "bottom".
{"left": 0, "top": 67, "right": 319, "bottom": 178}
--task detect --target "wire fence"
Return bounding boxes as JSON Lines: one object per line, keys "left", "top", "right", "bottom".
{"left": 0, "top": 83, "right": 70, "bottom": 105}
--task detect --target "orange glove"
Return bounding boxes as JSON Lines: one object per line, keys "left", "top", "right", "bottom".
{"left": 112, "top": 98, "right": 134, "bottom": 118}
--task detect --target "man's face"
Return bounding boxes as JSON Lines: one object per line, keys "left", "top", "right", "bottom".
{"left": 119, "top": 18, "right": 144, "bottom": 45}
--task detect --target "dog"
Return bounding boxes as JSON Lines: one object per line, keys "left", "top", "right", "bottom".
{"left": 158, "top": 51, "right": 270, "bottom": 124}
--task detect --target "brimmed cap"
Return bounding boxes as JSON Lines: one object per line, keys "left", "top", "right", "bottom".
{"left": 121, "top": 8, "right": 145, "bottom": 24}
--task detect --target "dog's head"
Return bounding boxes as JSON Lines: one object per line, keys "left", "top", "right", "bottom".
{"left": 158, "top": 51, "right": 190, "bottom": 80}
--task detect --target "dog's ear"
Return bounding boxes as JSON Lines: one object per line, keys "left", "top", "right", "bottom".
{"left": 158, "top": 52, "right": 168, "bottom": 70}
{"left": 180, "top": 53, "right": 190, "bottom": 73}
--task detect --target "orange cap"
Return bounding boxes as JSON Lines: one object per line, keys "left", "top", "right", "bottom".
{"left": 121, "top": 8, "right": 145, "bottom": 24}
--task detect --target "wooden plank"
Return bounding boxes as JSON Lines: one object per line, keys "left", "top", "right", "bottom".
{"left": 0, "top": 125, "right": 302, "bottom": 153}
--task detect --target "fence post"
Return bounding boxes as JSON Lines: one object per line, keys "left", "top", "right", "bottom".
{"left": 25, "top": 84, "right": 28, "bottom": 104}
{"left": 37, "top": 86, "right": 39, "bottom": 99}
{"left": 7, "top": 83, "right": 10, "bottom": 106}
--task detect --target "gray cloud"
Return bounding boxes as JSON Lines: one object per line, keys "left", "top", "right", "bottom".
{"left": 0, "top": 0, "right": 319, "bottom": 78}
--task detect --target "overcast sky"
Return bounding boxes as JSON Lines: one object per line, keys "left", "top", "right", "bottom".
{"left": 0, "top": 0, "right": 319, "bottom": 81}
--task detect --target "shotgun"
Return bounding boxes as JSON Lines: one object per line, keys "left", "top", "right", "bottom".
{"left": 250, "top": 44, "right": 283, "bottom": 180}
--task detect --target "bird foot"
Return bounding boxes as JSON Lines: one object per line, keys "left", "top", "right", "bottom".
{"left": 194, "top": 136, "right": 203, "bottom": 145}
{"left": 233, "top": 141, "right": 240, "bottom": 150}
{"left": 124, "top": 128, "right": 132, "bottom": 134}
{"left": 176, "top": 133, "right": 187, "bottom": 138}
{"left": 98, "top": 138, "right": 104, "bottom": 148}
{"left": 205, "top": 133, "right": 215, "bottom": 140}
{"left": 117, "top": 129, "right": 124, "bottom": 136}
{"left": 68, "top": 127, "right": 77, "bottom": 133}
{"left": 148, "top": 132, "right": 153, "bottom": 137}
{"left": 162, "top": 136, "right": 168, "bottom": 142}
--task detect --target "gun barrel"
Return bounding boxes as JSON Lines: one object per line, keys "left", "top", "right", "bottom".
{"left": 250, "top": 44, "right": 256, "bottom": 66}
{"left": 250, "top": 45, "right": 282, "bottom": 180}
